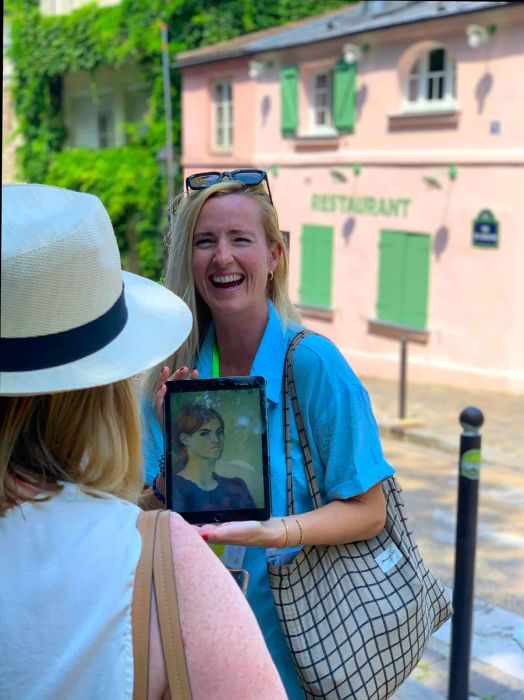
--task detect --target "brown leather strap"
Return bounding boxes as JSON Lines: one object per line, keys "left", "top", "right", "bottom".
{"left": 133, "top": 510, "right": 161, "bottom": 700}
{"left": 154, "top": 510, "right": 193, "bottom": 699}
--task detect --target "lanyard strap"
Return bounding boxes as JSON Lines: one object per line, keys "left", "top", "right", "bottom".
{"left": 212, "top": 338, "right": 220, "bottom": 378}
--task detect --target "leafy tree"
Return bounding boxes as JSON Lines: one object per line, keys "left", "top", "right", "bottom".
{"left": 8, "top": 0, "right": 349, "bottom": 278}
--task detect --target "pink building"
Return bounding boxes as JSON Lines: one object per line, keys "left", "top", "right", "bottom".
{"left": 175, "top": 1, "right": 524, "bottom": 393}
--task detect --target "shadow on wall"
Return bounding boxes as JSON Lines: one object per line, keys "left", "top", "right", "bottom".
{"left": 475, "top": 72, "right": 493, "bottom": 114}
{"left": 342, "top": 216, "right": 356, "bottom": 245}
{"left": 356, "top": 84, "right": 368, "bottom": 121}
{"left": 433, "top": 226, "right": 449, "bottom": 261}
{"left": 261, "top": 95, "right": 271, "bottom": 126}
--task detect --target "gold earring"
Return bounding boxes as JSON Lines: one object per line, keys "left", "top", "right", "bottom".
{"left": 268, "top": 270, "right": 274, "bottom": 282}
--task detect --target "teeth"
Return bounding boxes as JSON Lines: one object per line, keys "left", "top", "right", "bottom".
{"left": 212, "top": 274, "right": 243, "bottom": 283}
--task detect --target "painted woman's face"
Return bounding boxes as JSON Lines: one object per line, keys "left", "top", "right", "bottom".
{"left": 180, "top": 418, "right": 225, "bottom": 461}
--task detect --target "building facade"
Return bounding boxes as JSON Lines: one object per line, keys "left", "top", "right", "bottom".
{"left": 175, "top": 0, "right": 524, "bottom": 392}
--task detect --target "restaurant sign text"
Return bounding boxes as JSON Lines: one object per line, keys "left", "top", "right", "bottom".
{"left": 311, "top": 194, "right": 412, "bottom": 218}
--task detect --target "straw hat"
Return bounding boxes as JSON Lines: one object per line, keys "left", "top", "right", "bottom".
{"left": 0, "top": 183, "right": 192, "bottom": 396}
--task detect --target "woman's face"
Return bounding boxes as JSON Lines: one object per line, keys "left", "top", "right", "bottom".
{"left": 180, "top": 417, "right": 224, "bottom": 461}
{"left": 191, "top": 194, "right": 279, "bottom": 322}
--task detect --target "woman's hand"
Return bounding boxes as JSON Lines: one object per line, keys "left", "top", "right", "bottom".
{"left": 155, "top": 365, "right": 199, "bottom": 427}
{"left": 199, "top": 517, "right": 287, "bottom": 549}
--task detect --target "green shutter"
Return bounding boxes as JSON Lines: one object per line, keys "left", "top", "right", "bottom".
{"left": 333, "top": 60, "right": 356, "bottom": 133}
{"left": 280, "top": 66, "right": 298, "bottom": 136}
{"left": 376, "top": 230, "right": 431, "bottom": 329}
{"left": 377, "top": 231, "right": 405, "bottom": 324}
{"left": 401, "top": 234, "right": 431, "bottom": 328}
{"left": 300, "top": 225, "right": 333, "bottom": 307}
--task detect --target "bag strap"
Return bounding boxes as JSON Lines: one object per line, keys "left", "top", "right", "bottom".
{"left": 153, "top": 510, "right": 193, "bottom": 699}
{"left": 133, "top": 510, "right": 192, "bottom": 699}
{"left": 283, "top": 329, "right": 323, "bottom": 513}
{"left": 133, "top": 510, "right": 161, "bottom": 699}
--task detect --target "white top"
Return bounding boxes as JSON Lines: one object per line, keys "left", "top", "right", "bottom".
{"left": 0, "top": 483, "right": 287, "bottom": 700}
{"left": 0, "top": 484, "right": 141, "bottom": 700}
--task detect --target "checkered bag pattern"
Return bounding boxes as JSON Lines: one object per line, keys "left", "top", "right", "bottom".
{"left": 268, "top": 331, "right": 453, "bottom": 699}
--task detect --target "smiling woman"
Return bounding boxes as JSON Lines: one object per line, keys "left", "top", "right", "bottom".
{"left": 140, "top": 174, "right": 395, "bottom": 699}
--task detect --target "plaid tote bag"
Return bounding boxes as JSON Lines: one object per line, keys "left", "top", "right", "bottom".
{"left": 268, "top": 331, "right": 453, "bottom": 699}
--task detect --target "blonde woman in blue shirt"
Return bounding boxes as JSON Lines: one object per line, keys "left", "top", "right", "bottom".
{"left": 141, "top": 170, "right": 395, "bottom": 699}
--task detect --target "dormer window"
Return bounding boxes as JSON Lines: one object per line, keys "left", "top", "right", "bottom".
{"left": 404, "top": 47, "right": 456, "bottom": 112}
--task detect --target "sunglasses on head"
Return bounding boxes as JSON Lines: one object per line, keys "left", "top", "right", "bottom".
{"left": 185, "top": 169, "right": 273, "bottom": 203}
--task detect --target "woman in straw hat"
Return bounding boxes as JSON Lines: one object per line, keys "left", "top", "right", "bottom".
{"left": 0, "top": 184, "right": 286, "bottom": 700}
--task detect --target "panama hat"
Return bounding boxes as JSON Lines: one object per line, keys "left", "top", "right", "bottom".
{"left": 1, "top": 183, "right": 192, "bottom": 396}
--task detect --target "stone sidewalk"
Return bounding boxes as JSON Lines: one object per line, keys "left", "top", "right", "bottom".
{"left": 363, "top": 375, "right": 524, "bottom": 472}
{"left": 362, "top": 376, "right": 524, "bottom": 699}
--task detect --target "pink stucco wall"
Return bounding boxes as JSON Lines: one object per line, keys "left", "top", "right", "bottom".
{"left": 180, "top": 4, "right": 524, "bottom": 392}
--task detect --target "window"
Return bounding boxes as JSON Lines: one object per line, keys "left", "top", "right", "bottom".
{"left": 96, "top": 94, "right": 115, "bottom": 148}
{"left": 299, "top": 224, "right": 333, "bottom": 308}
{"left": 68, "top": 92, "right": 115, "bottom": 149}
{"left": 281, "top": 62, "right": 355, "bottom": 137}
{"left": 376, "top": 230, "right": 431, "bottom": 329}
{"left": 311, "top": 70, "right": 333, "bottom": 134}
{"left": 211, "top": 79, "right": 233, "bottom": 151}
{"left": 404, "top": 48, "right": 455, "bottom": 112}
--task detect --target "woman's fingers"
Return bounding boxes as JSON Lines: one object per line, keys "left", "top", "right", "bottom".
{"left": 155, "top": 366, "right": 198, "bottom": 427}
{"left": 199, "top": 521, "right": 268, "bottom": 547}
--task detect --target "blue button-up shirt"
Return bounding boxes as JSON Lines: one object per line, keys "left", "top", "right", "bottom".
{"left": 141, "top": 301, "right": 394, "bottom": 698}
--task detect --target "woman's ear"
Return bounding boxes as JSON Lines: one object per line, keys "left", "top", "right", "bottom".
{"left": 179, "top": 432, "right": 190, "bottom": 446}
{"left": 268, "top": 240, "right": 281, "bottom": 273}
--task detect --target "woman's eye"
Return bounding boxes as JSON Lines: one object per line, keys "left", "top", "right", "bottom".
{"left": 234, "top": 236, "right": 251, "bottom": 244}
{"left": 194, "top": 237, "right": 215, "bottom": 248}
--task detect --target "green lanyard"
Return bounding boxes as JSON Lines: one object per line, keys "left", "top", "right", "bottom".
{"left": 212, "top": 339, "right": 220, "bottom": 378}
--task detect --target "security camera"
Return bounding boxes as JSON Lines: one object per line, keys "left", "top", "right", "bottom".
{"left": 342, "top": 43, "right": 362, "bottom": 64}
{"left": 466, "top": 24, "right": 489, "bottom": 49}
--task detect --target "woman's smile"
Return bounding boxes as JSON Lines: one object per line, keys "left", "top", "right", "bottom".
{"left": 209, "top": 273, "right": 245, "bottom": 289}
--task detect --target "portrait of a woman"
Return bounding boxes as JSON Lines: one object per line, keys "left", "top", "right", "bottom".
{"left": 170, "top": 403, "right": 256, "bottom": 513}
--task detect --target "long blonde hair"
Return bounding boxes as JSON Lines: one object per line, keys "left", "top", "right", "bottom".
{"left": 0, "top": 380, "right": 143, "bottom": 516}
{"left": 144, "top": 180, "right": 301, "bottom": 402}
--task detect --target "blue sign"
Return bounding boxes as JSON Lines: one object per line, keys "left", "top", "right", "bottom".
{"left": 472, "top": 210, "right": 499, "bottom": 248}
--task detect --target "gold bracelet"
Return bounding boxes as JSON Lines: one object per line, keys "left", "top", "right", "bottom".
{"left": 280, "top": 518, "right": 289, "bottom": 548}
{"left": 295, "top": 518, "right": 304, "bottom": 547}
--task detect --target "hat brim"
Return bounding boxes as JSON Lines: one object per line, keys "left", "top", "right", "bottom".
{"left": 0, "top": 271, "right": 193, "bottom": 396}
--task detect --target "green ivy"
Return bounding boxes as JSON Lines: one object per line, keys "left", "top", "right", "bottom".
{"left": 8, "top": 0, "right": 348, "bottom": 278}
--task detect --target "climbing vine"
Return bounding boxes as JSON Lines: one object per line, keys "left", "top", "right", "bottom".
{"left": 8, "top": 0, "right": 348, "bottom": 277}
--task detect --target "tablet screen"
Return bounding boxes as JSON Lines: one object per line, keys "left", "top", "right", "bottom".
{"left": 164, "top": 376, "right": 271, "bottom": 524}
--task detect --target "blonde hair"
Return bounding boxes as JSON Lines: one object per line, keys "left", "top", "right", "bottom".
{"left": 144, "top": 180, "right": 301, "bottom": 402}
{"left": 0, "top": 380, "right": 143, "bottom": 516}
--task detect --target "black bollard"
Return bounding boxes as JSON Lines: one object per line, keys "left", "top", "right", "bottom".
{"left": 448, "top": 406, "right": 484, "bottom": 700}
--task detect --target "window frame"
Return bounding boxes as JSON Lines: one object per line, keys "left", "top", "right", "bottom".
{"left": 309, "top": 68, "right": 336, "bottom": 136}
{"left": 402, "top": 47, "right": 456, "bottom": 114}
{"left": 211, "top": 78, "right": 233, "bottom": 152}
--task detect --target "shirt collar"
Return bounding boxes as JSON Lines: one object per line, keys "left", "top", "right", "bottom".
{"left": 251, "top": 301, "right": 291, "bottom": 405}
{"left": 197, "top": 301, "right": 293, "bottom": 405}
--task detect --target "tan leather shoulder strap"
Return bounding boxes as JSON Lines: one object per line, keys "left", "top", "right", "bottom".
{"left": 154, "top": 510, "right": 192, "bottom": 699}
{"left": 133, "top": 510, "right": 161, "bottom": 700}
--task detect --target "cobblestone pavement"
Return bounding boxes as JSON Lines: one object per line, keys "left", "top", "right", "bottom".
{"left": 359, "top": 376, "right": 524, "bottom": 699}
{"left": 362, "top": 375, "right": 524, "bottom": 471}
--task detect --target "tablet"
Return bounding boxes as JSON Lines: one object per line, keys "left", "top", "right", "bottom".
{"left": 164, "top": 376, "right": 271, "bottom": 524}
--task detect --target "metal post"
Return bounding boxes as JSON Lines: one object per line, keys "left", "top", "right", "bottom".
{"left": 399, "top": 337, "right": 408, "bottom": 419}
{"left": 448, "top": 406, "right": 484, "bottom": 700}
{"left": 160, "top": 22, "right": 175, "bottom": 215}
